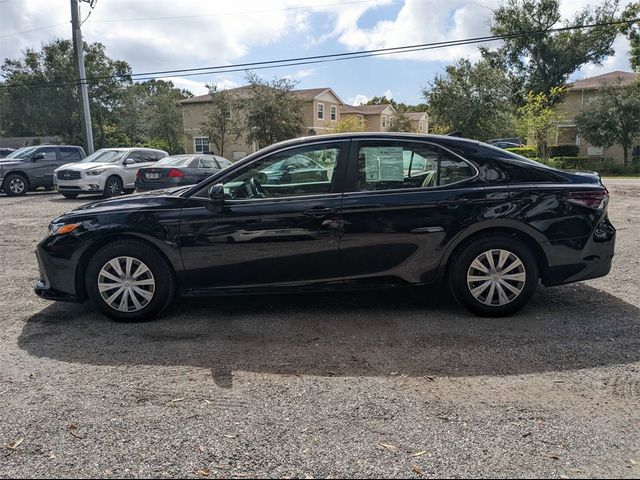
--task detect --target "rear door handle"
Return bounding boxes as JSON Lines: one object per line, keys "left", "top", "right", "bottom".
{"left": 304, "top": 207, "right": 335, "bottom": 218}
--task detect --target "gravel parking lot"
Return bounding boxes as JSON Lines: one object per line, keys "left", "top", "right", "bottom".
{"left": 1, "top": 179, "right": 639, "bottom": 479}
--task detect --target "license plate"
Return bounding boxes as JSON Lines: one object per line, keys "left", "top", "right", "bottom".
{"left": 146, "top": 173, "right": 160, "bottom": 179}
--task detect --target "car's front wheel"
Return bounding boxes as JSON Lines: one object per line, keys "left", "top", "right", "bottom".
{"left": 103, "top": 175, "right": 123, "bottom": 198}
{"left": 449, "top": 235, "right": 539, "bottom": 317}
{"left": 3, "top": 173, "right": 29, "bottom": 196}
{"left": 85, "top": 240, "right": 176, "bottom": 322}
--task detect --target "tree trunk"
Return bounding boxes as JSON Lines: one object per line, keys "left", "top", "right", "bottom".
{"left": 623, "top": 145, "right": 629, "bottom": 166}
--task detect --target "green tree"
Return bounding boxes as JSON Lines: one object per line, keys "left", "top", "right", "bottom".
{"left": 200, "top": 85, "right": 243, "bottom": 157}
{"left": 333, "top": 115, "right": 367, "bottom": 133}
{"left": 516, "top": 87, "right": 565, "bottom": 160}
{"left": 0, "top": 39, "right": 131, "bottom": 146}
{"left": 485, "top": 0, "right": 621, "bottom": 104}
{"left": 244, "top": 72, "right": 305, "bottom": 148}
{"left": 576, "top": 79, "right": 640, "bottom": 165}
{"left": 142, "top": 80, "right": 190, "bottom": 154}
{"left": 366, "top": 96, "right": 395, "bottom": 105}
{"left": 620, "top": 2, "right": 640, "bottom": 71}
{"left": 387, "top": 110, "right": 414, "bottom": 132}
{"left": 423, "top": 58, "right": 516, "bottom": 140}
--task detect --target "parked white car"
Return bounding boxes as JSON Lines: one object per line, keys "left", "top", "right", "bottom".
{"left": 54, "top": 148, "right": 168, "bottom": 198}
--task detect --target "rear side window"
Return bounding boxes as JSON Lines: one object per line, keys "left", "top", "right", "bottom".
{"left": 59, "top": 147, "right": 83, "bottom": 162}
{"left": 216, "top": 157, "right": 232, "bottom": 168}
{"left": 356, "top": 141, "right": 476, "bottom": 192}
{"left": 199, "top": 157, "right": 218, "bottom": 169}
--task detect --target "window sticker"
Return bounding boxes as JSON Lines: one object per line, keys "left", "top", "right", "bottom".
{"left": 363, "top": 146, "right": 404, "bottom": 182}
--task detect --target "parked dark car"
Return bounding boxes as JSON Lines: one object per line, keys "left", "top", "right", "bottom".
{"left": 135, "top": 154, "right": 232, "bottom": 191}
{"left": 35, "top": 133, "right": 615, "bottom": 322}
{"left": 492, "top": 141, "right": 523, "bottom": 149}
{"left": 0, "top": 148, "right": 16, "bottom": 159}
{"left": 0, "top": 145, "right": 86, "bottom": 196}
{"left": 487, "top": 138, "right": 524, "bottom": 147}
{"left": 256, "top": 153, "right": 329, "bottom": 185}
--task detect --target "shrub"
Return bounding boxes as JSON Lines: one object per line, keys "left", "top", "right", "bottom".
{"left": 548, "top": 156, "right": 590, "bottom": 169}
{"left": 548, "top": 156, "right": 640, "bottom": 175}
{"left": 549, "top": 144, "right": 580, "bottom": 157}
{"left": 505, "top": 146, "right": 538, "bottom": 158}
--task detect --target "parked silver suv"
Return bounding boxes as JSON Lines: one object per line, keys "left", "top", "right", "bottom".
{"left": 54, "top": 147, "right": 168, "bottom": 198}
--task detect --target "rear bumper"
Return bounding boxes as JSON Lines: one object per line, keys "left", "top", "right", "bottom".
{"left": 541, "top": 216, "right": 616, "bottom": 286}
{"left": 135, "top": 178, "right": 185, "bottom": 191}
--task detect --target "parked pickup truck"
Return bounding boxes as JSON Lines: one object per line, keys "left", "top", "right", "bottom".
{"left": 0, "top": 145, "right": 86, "bottom": 196}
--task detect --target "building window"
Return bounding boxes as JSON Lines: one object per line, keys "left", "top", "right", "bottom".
{"left": 587, "top": 146, "right": 604, "bottom": 156}
{"left": 194, "top": 137, "right": 210, "bottom": 154}
{"left": 330, "top": 105, "right": 337, "bottom": 121}
{"left": 317, "top": 103, "right": 324, "bottom": 120}
{"left": 382, "top": 116, "right": 387, "bottom": 129}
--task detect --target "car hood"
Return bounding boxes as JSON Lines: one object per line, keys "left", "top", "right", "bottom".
{"left": 53, "top": 186, "right": 190, "bottom": 221}
{"left": 0, "top": 160, "right": 23, "bottom": 168}
{"left": 56, "top": 162, "right": 118, "bottom": 172}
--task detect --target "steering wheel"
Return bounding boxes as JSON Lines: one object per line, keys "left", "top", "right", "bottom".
{"left": 248, "top": 177, "right": 266, "bottom": 198}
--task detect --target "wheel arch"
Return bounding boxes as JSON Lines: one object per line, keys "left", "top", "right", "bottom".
{"left": 440, "top": 220, "right": 550, "bottom": 279}
{"left": 75, "top": 233, "right": 179, "bottom": 301}
{"left": 2, "top": 170, "right": 30, "bottom": 191}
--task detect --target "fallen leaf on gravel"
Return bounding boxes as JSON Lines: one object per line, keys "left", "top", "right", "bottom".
{"left": 198, "top": 446, "right": 207, "bottom": 452}
{"left": 412, "top": 451, "right": 427, "bottom": 457}
{"left": 379, "top": 443, "right": 398, "bottom": 451}
{"left": 223, "top": 434, "right": 237, "bottom": 439}
{"left": 67, "top": 425, "right": 84, "bottom": 439}
{"left": 543, "top": 453, "right": 560, "bottom": 460}
{"left": 390, "top": 372, "right": 399, "bottom": 376}
{"left": 304, "top": 474, "right": 315, "bottom": 479}
{"left": 412, "top": 464, "right": 424, "bottom": 475}
{"left": 170, "top": 398, "right": 185, "bottom": 403}
{"left": 630, "top": 459, "right": 637, "bottom": 465}
{"left": 522, "top": 432, "right": 532, "bottom": 438}
{"left": 422, "top": 376, "right": 436, "bottom": 382}
{"left": 104, "top": 469, "right": 112, "bottom": 475}
{"left": 211, "top": 464, "right": 230, "bottom": 470}
{"left": 68, "top": 424, "right": 77, "bottom": 430}
{"left": 195, "top": 468, "right": 210, "bottom": 477}
{"left": 6, "top": 438, "right": 23, "bottom": 450}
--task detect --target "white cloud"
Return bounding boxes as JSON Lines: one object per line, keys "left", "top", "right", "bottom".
{"left": 577, "top": 36, "right": 632, "bottom": 79}
{"left": 383, "top": 89, "right": 393, "bottom": 99}
{"left": 349, "top": 94, "right": 370, "bottom": 106}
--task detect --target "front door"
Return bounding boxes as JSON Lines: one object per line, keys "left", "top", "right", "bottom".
{"left": 339, "top": 139, "right": 484, "bottom": 286}
{"left": 178, "top": 140, "right": 349, "bottom": 294}
{"left": 29, "top": 146, "right": 61, "bottom": 187}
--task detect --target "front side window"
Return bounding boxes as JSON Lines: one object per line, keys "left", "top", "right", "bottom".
{"left": 215, "top": 144, "right": 341, "bottom": 200}
{"left": 35, "top": 147, "right": 58, "bottom": 161}
{"left": 356, "top": 141, "right": 475, "bottom": 192}
{"left": 317, "top": 103, "right": 324, "bottom": 120}
{"left": 194, "top": 137, "right": 210, "bottom": 154}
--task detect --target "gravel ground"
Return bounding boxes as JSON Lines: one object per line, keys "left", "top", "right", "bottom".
{"left": 0, "top": 179, "right": 639, "bottom": 479}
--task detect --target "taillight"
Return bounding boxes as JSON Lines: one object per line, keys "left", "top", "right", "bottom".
{"left": 136, "top": 170, "right": 142, "bottom": 178}
{"left": 168, "top": 168, "right": 184, "bottom": 178}
{"left": 567, "top": 189, "right": 608, "bottom": 210}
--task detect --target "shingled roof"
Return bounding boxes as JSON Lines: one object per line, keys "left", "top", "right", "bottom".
{"left": 179, "top": 86, "right": 342, "bottom": 104}
{"left": 568, "top": 71, "right": 638, "bottom": 90}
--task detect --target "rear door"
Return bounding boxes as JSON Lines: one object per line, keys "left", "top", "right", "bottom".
{"left": 339, "top": 138, "right": 484, "bottom": 286}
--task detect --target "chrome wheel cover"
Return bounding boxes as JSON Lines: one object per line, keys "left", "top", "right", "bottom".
{"left": 467, "top": 249, "right": 526, "bottom": 306}
{"left": 98, "top": 256, "right": 155, "bottom": 312}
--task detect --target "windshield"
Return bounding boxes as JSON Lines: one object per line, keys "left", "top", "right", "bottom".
{"left": 5, "top": 146, "right": 38, "bottom": 159}
{"left": 154, "top": 156, "right": 196, "bottom": 167}
{"left": 81, "top": 149, "right": 127, "bottom": 164}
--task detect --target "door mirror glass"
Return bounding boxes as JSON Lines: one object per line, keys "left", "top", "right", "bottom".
{"left": 124, "top": 158, "right": 135, "bottom": 166}
{"left": 208, "top": 183, "right": 225, "bottom": 203}
{"left": 33, "top": 152, "right": 46, "bottom": 161}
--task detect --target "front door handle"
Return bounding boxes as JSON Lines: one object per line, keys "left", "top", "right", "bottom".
{"left": 304, "top": 207, "right": 335, "bottom": 218}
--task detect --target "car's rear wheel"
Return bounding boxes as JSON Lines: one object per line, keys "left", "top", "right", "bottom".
{"left": 449, "top": 235, "right": 539, "bottom": 317}
{"left": 103, "top": 176, "right": 123, "bottom": 198}
{"left": 61, "top": 192, "right": 79, "bottom": 199}
{"left": 85, "top": 240, "right": 176, "bottom": 322}
{"left": 3, "top": 173, "right": 29, "bottom": 196}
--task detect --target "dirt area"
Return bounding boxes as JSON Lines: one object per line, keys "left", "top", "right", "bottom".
{"left": 0, "top": 179, "right": 639, "bottom": 478}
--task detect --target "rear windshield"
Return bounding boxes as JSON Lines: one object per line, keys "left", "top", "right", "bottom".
{"left": 81, "top": 149, "right": 127, "bottom": 164}
{"left": 154, "top": 156, "right": 197, "bottom": 167}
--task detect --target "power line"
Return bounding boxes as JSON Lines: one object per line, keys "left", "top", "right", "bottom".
{"left": 1, "top": 19, "right": 636, "bottom": 91}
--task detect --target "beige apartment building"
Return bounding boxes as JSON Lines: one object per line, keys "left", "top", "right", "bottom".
{"left": 179, "top": 86, "right": 344, "bottom": 160}
{"left": 556, "top": 71, "right": 639, "bottom": 163}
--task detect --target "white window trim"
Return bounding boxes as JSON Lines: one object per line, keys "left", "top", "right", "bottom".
{"left": 330, "top": 105, "right": 337, "bottom": 121}
{"left": 317, "top": 102, "right": 325, "bottom": 120}
{"left": 193, "top": 136, "right": 210, "bottom": 154}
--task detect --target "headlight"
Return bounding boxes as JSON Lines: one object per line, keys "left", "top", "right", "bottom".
{"left": 85, "top": 169, "right": 105, "bottom": 176}
{"left": 49, "top": 222, "right": 80, "bottom": 236}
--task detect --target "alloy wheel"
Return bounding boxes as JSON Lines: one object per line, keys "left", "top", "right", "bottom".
{"left": 107, "top": 179, "right": 121, "bottom": 196}
{"left": 466, "top": 249, "right": 526, "bottom": 306}
{"left": 9, "top": 178, "right": 25, "bottom": 194}
{"left": 97, "top": 256, "right": 156, "bottom": 312}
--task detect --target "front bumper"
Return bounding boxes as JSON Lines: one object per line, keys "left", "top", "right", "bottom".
{"left": 54, "top": 175, "right": 106, "bottom": 194}
{"left": 34, "top": 238, "right": 82, "bottom": 303}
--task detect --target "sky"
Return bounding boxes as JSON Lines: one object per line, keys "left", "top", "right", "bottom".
{"left": 0, "top": 0, "right": 635, "bottom": 105}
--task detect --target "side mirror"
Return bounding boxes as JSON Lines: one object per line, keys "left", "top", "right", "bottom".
{"left": 208, "top": 183, "right": 225, "bottom": 203}
{"left": 33, "top": 152, "right": 46, "bottom": 161}
{"left": 124, "top": 158, "right": 135, "bottom": 166}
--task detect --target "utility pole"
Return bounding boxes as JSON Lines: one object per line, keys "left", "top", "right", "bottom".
{"left": 70, "top": 0, "right": 94, "bottom": 154}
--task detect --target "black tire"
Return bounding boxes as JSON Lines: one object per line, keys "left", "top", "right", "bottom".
{"left": 61, "top": 192, "right": 79, "bottom": 199}
{"left": 123, "top": 188, "right": 135, "bottom": 195}
{"left": 3, "top": 173, "right": 29, "bottom": 196}
{"left": 449, "top": 234, "right": 539, "bottom": 317}
{"left": 103, "top": 175, "right": 123, "bottom": 198}
{"left": 85, "top": 240, "right": 176, "bottom": 322}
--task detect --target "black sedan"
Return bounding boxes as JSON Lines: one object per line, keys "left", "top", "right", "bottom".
{"left": 35, "top": 133, "right": 615, "bottom": 322}
{"left": 135, "top": 154, "right": 232, "bottom": 191}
